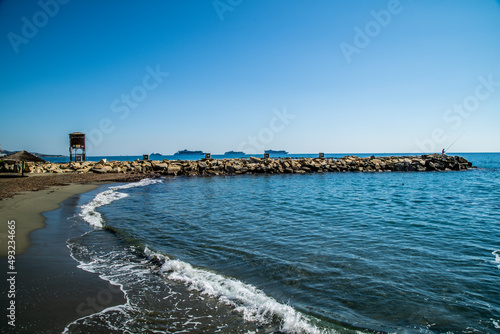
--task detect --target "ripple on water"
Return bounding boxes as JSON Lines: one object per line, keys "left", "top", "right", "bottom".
{"left": 74, "top": 154, "right": 500, "bottom": 333}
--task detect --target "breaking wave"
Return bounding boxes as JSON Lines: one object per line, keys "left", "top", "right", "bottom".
{"left": 79, "top": 178, "right": 163, "bottom": 228}
{"left": 71, "top": 178, "right": 336, "bottom": 333}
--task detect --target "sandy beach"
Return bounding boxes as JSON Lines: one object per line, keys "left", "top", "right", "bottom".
{"left": 0, "top": 173, "right": 158, "bottom": 333}
{"left": 0, "top": 183, "right": 98, "bottom": 257}
{"left": 0, "top": 173, "right": 157, "bottom": 257}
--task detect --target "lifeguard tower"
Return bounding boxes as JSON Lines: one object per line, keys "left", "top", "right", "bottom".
{"left": 69, "top": 132, "right": 86, "bottom": 162}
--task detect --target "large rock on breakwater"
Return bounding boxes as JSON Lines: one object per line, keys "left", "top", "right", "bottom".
{"left": 0, "top": 154, "right": 474, "bottom": 176}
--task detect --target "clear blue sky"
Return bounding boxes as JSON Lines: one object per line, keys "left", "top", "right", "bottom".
{"left": 1, "top": 0, "right": 499, "bottom": 155}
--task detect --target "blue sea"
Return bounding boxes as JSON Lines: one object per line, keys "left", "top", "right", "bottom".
{"left": 62, "top": 153, "right": 500, "bottom": 333}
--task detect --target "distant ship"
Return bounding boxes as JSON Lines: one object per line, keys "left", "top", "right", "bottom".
{"left": 265, "top": 150, "right": 288, "bottom": 154}
{"left": 224, "top": 151, "right": 245, "bottom": 156}
{"left": 174, "top": 149, "right": 204, "bottom": 156}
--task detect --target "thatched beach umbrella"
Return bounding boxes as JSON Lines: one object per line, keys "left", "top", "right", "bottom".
{"left": 2, "top": 150, "right": 45, "bottom": 176}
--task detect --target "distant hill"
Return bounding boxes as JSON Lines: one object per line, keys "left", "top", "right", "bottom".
{"left": 0, "top": 148, "right": 15, "bottom": 156}
{"left": 0, "top": 149, "right": 65, "bottom": 158}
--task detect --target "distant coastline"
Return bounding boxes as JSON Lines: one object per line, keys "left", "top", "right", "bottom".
{"left": 0, "top": 149, "right": 65, "bottom": 158}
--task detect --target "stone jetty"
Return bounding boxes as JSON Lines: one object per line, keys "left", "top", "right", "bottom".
{"left": 0, "top": 154, "right": 474, "bottom": 176}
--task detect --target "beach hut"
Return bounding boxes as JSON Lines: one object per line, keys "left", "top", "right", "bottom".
{"left": 2, "top": 150, "right": 45, "bottom": 176}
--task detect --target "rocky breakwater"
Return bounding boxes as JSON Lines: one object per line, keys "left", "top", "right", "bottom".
{"left": 0, "top": 154, "right": 474, "bottom": 176}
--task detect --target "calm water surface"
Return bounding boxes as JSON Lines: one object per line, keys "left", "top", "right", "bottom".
{"left": 65, "top": 153, "right": 500, "bottom": 333}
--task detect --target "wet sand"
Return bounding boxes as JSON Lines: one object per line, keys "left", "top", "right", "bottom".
{"left": 1, "top": 186, "right": 127, "bottom": 333}
{"left": 0, "top": 173, "right": 157, "bottom": 256}
{"left": 0, "top": 173, "right": 157, "bottom": 333}
{"left": 0, "top": 183, "right": 98, "bottom": 257}
{"left": 0, "top": 172, "right": 158, "bottom": 200}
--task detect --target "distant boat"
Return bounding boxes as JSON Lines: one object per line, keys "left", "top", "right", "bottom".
{"left": 174, "top": 149, "right": 204, "bottom": 156}
{"left": 265, "top": 150, "right": 288, "bottom": 154}
{"left": 224, "top": 151, "right": 245, "bottom": 156}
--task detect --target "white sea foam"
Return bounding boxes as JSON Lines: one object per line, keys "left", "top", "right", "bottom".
{"left": 110, "top": 177, "right": 162, "bottom": 190}
{"left": 79, "top": 178, "right": 163, "bottom": 228}
{"left": 62, "top": 304, "right": 130, "bottom": 334}
{"left": 144, "top": 246, "right": 171, "bottom": 262}
{"left": 74, "top": 178, "right": 337, "bottom": 333}
{"left": 157, "top": 254, "right": 333, "bottom": 334}
{"left": 64, "top": 246, "right": 148, "bottom": 334}
{"left": 493, "top": 250, "right": 500, "bottom": 269}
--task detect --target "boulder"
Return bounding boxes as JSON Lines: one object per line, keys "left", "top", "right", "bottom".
{"left": 91, "top": 168, "right": 108, "bottom": 174}
{"left": 153, "top": 163, "right": 169, "bottom": 171}
{"left": 167, "top": 165, "right": 182, "bottom": 175}
{"left": 13, "top": 154, "right": 473, "bottom": 177}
